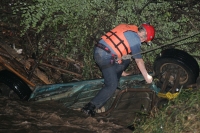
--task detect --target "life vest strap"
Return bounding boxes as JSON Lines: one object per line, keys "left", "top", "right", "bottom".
{"left": 109, "top": 31, "right": 129, "bottom": 54}
{"left": 95, "top": 43, "right": 111, "bottom": 53}
{"left": 104, "top": 34, "right": 122, "bottom": 56}
{"left": 104, "top": 30, "right": 129, "bottom": 56}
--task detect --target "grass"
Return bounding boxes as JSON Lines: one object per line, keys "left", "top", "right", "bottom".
{"left": 133, "top": 88, "right": 200, "bottom": 133}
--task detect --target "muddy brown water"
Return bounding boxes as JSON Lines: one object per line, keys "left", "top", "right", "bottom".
{"left": 0, "top": 96, "right": 132, "bottom": 133}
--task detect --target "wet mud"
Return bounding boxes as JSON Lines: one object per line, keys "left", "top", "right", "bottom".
{"left": 0, "top": 96, "right": 132, "bottom": 133}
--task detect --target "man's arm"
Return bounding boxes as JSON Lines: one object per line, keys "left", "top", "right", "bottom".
{"left": 135, "top": 58, "right": 152, "bottom": 83}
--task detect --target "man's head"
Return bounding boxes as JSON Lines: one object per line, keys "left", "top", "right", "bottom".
{"left": 138, "top": 23, "right": 155, "bottom": 45}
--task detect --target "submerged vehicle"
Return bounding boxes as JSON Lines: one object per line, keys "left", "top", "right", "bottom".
{"left": 0, "top": 48, "right": 199, "bottom": 125}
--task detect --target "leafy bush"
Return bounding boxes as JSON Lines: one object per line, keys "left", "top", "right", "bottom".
{"left": 133, "top": 88, "right": 200, "bottom": 133}
{"left": 9, "top": 0, "right": 200, "bottom": 79}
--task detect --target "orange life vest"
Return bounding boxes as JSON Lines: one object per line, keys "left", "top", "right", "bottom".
{"left": 101, "top": 24, "right": 138, "bottom": 58}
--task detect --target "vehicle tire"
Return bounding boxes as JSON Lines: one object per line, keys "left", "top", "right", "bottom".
{"left": 153, "top": 48, "right": 199, "bottom": 89}
{"left": 0, "top": 70, "right": 32, "bottom": 100}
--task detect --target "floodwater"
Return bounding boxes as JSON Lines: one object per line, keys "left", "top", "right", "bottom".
{"left": 0, "top": 96, "right": 132, "bottom": 133}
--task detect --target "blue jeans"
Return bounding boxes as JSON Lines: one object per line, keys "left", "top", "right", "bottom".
{"left": 90, "top": 47, "right": 130, "bottom": 108}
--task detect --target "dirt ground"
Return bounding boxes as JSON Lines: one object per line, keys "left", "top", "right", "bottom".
{"left": 0, "top": 96, "right": 132, "bottom": 133}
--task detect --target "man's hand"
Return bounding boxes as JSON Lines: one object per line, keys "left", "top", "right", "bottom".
{"left": 135, "top": 58, "right": 153, "bottom": 84}
{"left": 146, "top": 74, "right": 153, "bottom": 84}
{"left": 146, "top": 75, "right": 160, "bottom": 93}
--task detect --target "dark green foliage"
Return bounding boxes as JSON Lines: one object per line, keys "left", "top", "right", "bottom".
{"left": 2, "top": 0, "right": 200, "bottom": 79}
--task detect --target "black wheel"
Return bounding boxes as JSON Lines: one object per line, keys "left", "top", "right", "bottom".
{"left": 154, "top": 49, "right": 199, "bottom": 89}
{"left": 0, "top": 70, "right": 32, "bottom": 100}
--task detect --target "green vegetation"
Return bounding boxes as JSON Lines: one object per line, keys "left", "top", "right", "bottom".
{"left": 2, "top": 0, "right": 198, "bottom": 79}
{"left": 132, "top": 88, "right": 200, "bottom": 133}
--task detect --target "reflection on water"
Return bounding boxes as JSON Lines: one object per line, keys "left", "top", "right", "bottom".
{"left": 0, "top": 96, "right": 131, "bottom": 133}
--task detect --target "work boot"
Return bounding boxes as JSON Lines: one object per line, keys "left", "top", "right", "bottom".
{"left": 81, "top": 102, "right": 96, "bottom": 117}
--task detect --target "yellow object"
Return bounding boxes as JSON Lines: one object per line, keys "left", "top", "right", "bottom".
{"left": 157, "top": 92, "right": 180, "bottom": 100}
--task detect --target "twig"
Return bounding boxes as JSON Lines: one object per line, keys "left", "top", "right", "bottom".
{"left": 41, "top": 62, "right": 82, "bottom": 78}
{"left": 0, "top": 51, "right": 12, "bottom": 59}
{"left": 26, "top": 32, "right": 34, "bottom": 54}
